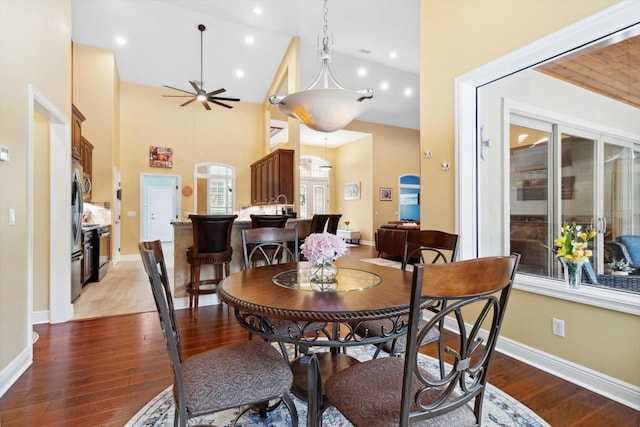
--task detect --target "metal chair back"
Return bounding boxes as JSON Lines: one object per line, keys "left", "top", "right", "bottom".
{"left": 242, "top": 227, "right": 299, "bottom": 269}
{"left": 400, "top": 254, "right": 520, "bottom": 424}
{"left": 402, "top": 229, "right": 459, "bottom": 269}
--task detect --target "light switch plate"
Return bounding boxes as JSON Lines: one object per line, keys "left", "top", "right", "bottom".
{"left": 0, "top": 145, "right": 10, "bottom": 161}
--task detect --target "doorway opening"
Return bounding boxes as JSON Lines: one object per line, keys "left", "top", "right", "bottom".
{"left": 399, "top": 174, "right": 420, "bottom": 221}
{"left": 141, "top": 174, "right": 180, "bottom": 243}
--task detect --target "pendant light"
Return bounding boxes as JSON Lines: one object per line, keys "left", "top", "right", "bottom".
{"left": 319, "top": 138, "right": 333, "bottom": 171}
{"left": 269, "top": 0, "right": 374, "bottom": 133}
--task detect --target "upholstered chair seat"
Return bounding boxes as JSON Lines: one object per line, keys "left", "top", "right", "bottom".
{"left": 325, "top": 357, "right": 477, "bottom": 427}
{"left": 178, "top": 340, "right": 293, "bottom": 416}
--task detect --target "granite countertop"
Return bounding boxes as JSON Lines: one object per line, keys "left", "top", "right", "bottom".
{"left": 82, "top": 223, "right": 110, "bottom": 231}
{"left": 172, "top": 217, "right": 309, "bottom": 226}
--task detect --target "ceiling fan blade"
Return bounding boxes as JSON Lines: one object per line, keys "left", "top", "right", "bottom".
{"left": 162, "top": 95, "right": 196, "bottom": 98}
{"left": 189, "top": 80, "right": 201, "bottom": 93}
{"left": 202, "top": 100, "right": 211, "bottom": 111}
{"left": 210, "top": 100, "right": 234, "bottom": 109}
{"left": 210, "top": 96, "right": 240, "bottom": 102}
{"left": 180, "top": 98, "right": 197, "bottom": 107}
{"left": 163, "top": 85, "right": 195, "bottom": 95}
{"left": 206, "top": 88, "right": 225, "bottom": 97}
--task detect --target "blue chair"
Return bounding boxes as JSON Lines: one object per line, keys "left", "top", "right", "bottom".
{"left": 616, "top": 235, "right": 640, "bottom": 268}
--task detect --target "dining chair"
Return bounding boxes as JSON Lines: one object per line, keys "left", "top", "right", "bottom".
{"left": 248, "top": 214, "right": 289, "bottom": 266}
{"left": 325, "top": 254, "right": 521, "bottom": 427}
{"left": 186, "top": 214, "right": 236, "bottom": 319}
{"left": 138, "top": 240, "right": 298, "bottom": 427}
{"left": 355, "top": 229, "right": 460, "bottom": 357}
{"left": 241, "top": 227, "right": 328, "bottom": 360}
{"left": 402, "top": 229, "right": 459, "bottom": 269}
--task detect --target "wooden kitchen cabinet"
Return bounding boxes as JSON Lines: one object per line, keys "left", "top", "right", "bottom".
{"left": 72, "top": 105, "right": 86, "bottom": 161}
{"left": 82, "top": 229, "right": 96, "bottom": 284}
{"left": 250, "top": 149, "right": 294, "bottom": 205}
{"left": 81, "top": 137, "right": 93, "bottom": 178}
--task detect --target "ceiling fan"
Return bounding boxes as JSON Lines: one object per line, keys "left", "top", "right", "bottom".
{"left": 162, "top": 24, "right": 240, "bottom": 110}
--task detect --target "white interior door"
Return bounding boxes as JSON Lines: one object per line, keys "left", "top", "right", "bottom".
{"left": 149, "top": 186, "right": 175, "bottom": 242}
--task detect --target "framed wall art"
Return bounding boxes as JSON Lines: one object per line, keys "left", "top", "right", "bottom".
{"left": 343, "top": 182, "right": 361, "bottom": 200}
{"left": 379, "top": 187, "right": 392, "bottom": 201}
{"left": 149, "top": 146, "right": 173, "bottom": 168}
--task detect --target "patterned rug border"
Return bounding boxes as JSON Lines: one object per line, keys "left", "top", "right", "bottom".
{"left": 126, "top": 344, "right": 549, "bottom": 427}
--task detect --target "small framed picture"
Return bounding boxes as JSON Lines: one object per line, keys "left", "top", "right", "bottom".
{"left": 149, "top": 146, "right": 173, "bottom": 168}
{"left": 380, "top": 187, "right": 392, "bottom": 201}
{"left": 344, "top": 182, "right": 361, "bottom": 200}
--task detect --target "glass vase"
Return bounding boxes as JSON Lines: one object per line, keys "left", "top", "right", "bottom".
{"left": 310, "top": 261, "right": 338, "bottom": 291}
{"left": 560, "top": 258, "right": 583, "bottom": 289}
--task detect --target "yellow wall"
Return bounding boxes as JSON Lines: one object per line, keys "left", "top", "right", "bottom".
{"left": 73, "top": 43, "right": 116, "bottom": 204}
{"left": 346, "top": 121, "right": 420, "bottom": 234}
{"left": 420, "top": 0, "right": 618, "bottom": 232}
{"left": 119, "top": 82, "right": 264, "bottom": 254}
{"left": 420, "top": 0, "right": 639, "bottom": 386}
{"left": 335, "top": 136, "right": 374, "bottom": 241}
{"left": 0, "top": 0, "right": 71, "bottom": 372}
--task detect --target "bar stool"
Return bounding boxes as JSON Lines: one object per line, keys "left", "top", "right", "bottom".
{"left": 250, "top": 214, "right": 289, "bottom": 228}
{"left": 186, "top": 214, "right": 237, "bottom": 319}
{"left": 326, "top": 214, "right": 342, "bottom": 234}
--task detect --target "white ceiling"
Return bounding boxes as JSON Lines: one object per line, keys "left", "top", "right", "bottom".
{"left": 71, "top": 0, "right": 420, "bottom": 146}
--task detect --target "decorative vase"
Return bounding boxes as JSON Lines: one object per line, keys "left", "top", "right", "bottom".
{"left": 310, "top": 261, "right": 338, "bottom": 291}
{"left": 560, "top": 258, "right": 583, "bottom": 289}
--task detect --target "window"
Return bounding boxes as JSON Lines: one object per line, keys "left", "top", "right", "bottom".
{"left": 300, "top": 156, "right": 330, "bottom": 217}
{"left": 194, "top": 163, "right": 235, "bottom": 215}
{"left": 507, "top": 112, "right": 639, "bottom": 283}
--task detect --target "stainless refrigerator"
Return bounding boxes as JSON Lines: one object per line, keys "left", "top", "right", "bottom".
{"left": 71, "top": 164, "right": 83, "bottom": 302}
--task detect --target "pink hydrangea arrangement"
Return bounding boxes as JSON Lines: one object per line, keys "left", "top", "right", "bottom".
{"left": 301, "top": 232, "right": 347, "bottom": 265}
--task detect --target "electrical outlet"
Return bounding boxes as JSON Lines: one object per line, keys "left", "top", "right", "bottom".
{"left": 552, "top": 318, "right": 565, "bottom": 337}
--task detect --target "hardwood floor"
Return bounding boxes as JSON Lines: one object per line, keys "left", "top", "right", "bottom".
{"left": 1, "top": 245, "right": 637, "bottom": 426}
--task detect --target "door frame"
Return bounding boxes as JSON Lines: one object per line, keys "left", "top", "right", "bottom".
{"left": 140, "top": 173, "right": 180, "bottom": 242}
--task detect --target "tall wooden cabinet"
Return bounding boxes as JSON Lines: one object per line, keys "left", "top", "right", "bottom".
{"left": 71, "top": 105, "right": 86, "bottom": 161}
{"left": 250, "top": 149, "right": 294, "bottom": 205}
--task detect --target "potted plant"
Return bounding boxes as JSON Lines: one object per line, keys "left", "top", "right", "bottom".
{"left": 609, "top": 259, "right": 633, "bottom": 276}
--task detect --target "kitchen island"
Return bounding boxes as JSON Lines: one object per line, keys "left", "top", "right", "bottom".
{"left": 171, "top": 218, "right": 311, "bottom": 299}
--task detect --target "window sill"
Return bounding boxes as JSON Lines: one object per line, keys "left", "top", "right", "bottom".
{"left": 514, "top": 273, "right": 640, "bottom": 315}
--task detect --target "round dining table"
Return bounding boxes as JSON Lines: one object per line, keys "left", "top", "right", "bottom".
{"left": 218, "top": 258, "right": 426, "bottom": 427}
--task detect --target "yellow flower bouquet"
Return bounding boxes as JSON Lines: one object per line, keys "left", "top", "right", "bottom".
{"left": 554, "top": 222, "right": 596, "bottom": 263}
{"left": 553, "top": 222, "right": 596, "bottom": 288}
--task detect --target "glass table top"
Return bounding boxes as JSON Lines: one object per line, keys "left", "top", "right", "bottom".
{"left": 273, "top": 262, "right": 382, "bottom": 292}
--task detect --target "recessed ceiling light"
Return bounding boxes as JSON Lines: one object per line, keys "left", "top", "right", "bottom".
{"left": 245, "top": 35, "right": 255, "bottom": 45}
{"left": 380, "top": 82, "right": 389, "bottom": 91}
{"left": 389, "top": 51, "right": 397, "bottom": 58}
{"left": 253, "top": 6, "right": 263, "bottom": 15}
{"left": 357, "top": 68, "right": 366, "bottom": 77}
{"left": 115, "top": 35, "right": 127, "bottom": 46}
{"left": 517, "top": 134, "right": 528, "bottom": 143}
{"left": 236, "top": 69, "right": 245, "bottom": 79}
{"left": 404, "top": 88, "right": 413, "bottom": 97}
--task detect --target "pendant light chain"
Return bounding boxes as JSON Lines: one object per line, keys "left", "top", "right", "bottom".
{"left": 322, "top": 0, "right": 329, "bottom": 53}
{"left": 200, "top": 26, "right": 204, "bottom": 91}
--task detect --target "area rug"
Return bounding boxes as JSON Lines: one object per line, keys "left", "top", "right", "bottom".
{"left": 126, "top": 344, "right": 549, "bottom": 427}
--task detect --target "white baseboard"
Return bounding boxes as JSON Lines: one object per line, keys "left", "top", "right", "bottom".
{"left": 173, "top": 294, "right": 219, "bottom": 309}
{"left": 0, "top": 346, "right": 32, "bottom": 399}
{"left": 439, "top": 315, "right": 640, "bottom": 410}
{"left": 32, "top": 310, "right": 50, "bottom": 325}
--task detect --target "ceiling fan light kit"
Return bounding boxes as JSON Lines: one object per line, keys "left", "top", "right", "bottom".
{"left": 269, "top": 0, "right": 374, "bottom": 132}
{"left": 162, "top": 24, "right": 240, "bottom": 110}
